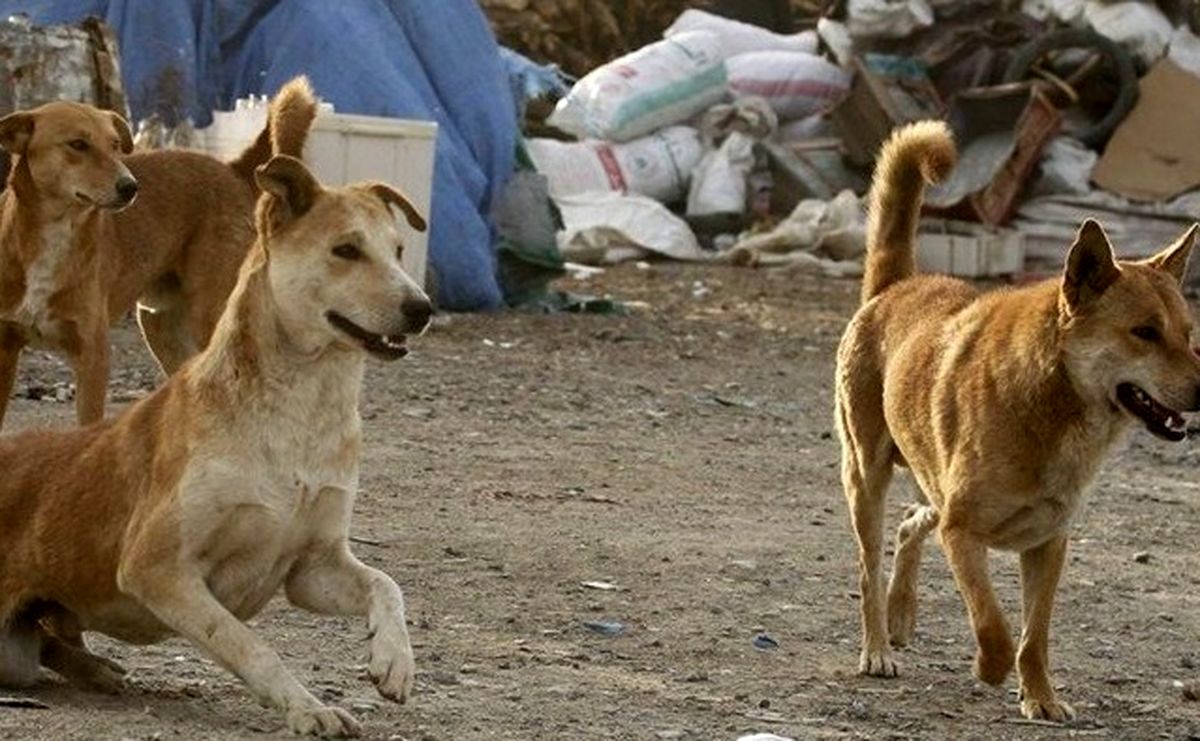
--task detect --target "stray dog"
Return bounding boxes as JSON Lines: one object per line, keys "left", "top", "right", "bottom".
{"left": 836, "top": 120, "right": 1199, "bottom": 721}
{"left": 0, "top": 154, "right": 432, "bottom": 737}
{"left": 0, "top": 77, "right": 317, "bottom": 427}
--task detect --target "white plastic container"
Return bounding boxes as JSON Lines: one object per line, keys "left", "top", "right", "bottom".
{"left": 917, "top": 220, "right": 1025, "bottom": 277}
{"left": 202, "top": 104, "right": 438, "bottom": 288}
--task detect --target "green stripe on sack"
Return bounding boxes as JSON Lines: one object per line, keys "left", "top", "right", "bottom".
{"left": 611, "top": 63, "right": 728, "bottom": 134}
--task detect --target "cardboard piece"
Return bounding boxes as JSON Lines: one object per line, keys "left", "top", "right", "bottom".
{"left": 1093, "top": 59, "right": 1200, "bottom": 202}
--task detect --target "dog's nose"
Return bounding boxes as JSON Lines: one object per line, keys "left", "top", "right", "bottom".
{"left": 401, "top": 297, "right": 433, "bottom": 333}
{"left": 116, "top": 176, "right": 138, "bottom": 203}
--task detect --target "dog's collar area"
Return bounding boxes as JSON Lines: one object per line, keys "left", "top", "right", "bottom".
{"left": 1116, "top": 382, "right": 1188, "bottom": 442}
{"left": 325, "top": 310, "right": 407, "bottom": 361}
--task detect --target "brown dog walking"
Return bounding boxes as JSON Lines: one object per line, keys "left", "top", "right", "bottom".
{"left": 837, "top": 120, "right": 1200, "bottom": 721}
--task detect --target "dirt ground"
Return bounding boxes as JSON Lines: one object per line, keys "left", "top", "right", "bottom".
{"left": 1, "top": 263, "right": 1199, "bottom": 741}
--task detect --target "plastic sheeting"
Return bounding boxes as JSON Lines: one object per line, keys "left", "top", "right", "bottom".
{"left": 2, "top": 0, "right": 517, "bottom": 311}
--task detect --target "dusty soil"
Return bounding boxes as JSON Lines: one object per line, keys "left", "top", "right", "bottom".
{"left": 1, "top": 263, "right": 1199, "bottom": 741}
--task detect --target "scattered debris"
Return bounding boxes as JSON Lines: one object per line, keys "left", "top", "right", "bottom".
{"left": 581, "top": 580, "right": 621, "bottom": 591}
{"left": 832, "top": 54, "right": 945, "bottom": 169}
{"left": 0, "top": 696, "right": 49, "bottom": 709}
{"left": 752, "top": 632, "right": 780, "bottom": 651}
{"left": 1094, "top": 59, "right": 1200, "bottom": 202}
{"left": 925, "top": 84, "right": 1061, "bottom": 226}
{"left": 917, "top": 220, "right": 1025, "bottom": 278}
{"left": 583, "top": 619, "right": 626, "bottom": 637}
{"left": 1133, "top": 551, "right": 1152, "bottom": 564}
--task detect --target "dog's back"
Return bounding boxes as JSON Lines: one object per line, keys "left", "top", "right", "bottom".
{"left": 113, "top": 78, "right": 319, "bottom": 372}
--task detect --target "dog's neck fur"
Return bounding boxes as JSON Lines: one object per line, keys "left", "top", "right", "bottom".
{"left": 999, "top": 279, "right": 1130, "bottom": 454}
{"left": 188, "top": 244, "right": 364, "bottom": 413}
{"left": 0, "top": 158, "right": 100, "bottom": 317}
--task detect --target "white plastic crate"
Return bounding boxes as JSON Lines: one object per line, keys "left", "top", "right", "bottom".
{"left": 203, "top": 102, "right": 437, "bottom": 288}
{"left": 917, "top": 219, "right": 1025, "bottom": 278}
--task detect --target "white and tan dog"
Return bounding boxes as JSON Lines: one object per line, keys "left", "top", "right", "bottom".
{"left": 837, "top": 120, "right": 1200, "bottom": 721}
{"left": 0, "top": 154, "right": 431, "bottom": 737}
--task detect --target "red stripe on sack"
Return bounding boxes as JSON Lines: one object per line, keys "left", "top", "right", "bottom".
{"left": 594, "top": 144, "right": 627, "bottom": 192}
{"left": 731, "top": 79, "right": 846, "bottom": 99}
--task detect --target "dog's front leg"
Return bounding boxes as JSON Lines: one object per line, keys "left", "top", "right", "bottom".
{"left": 0, "top": 324, "right": 24, "bottom": 429}
{"left": 120, "top": 568, "right": 361, "bottom": 737}
{"left": 941, "top": 526, "right": 1015, "bottom": 686}
{"left": 69, "top": 321, "right": 109, "bottom": 425}
{"left": 1018, "top": 534, "right": 1074, "bottom": 722}
{"left": 285, "top": 541, "right": 416, "bottom": 703}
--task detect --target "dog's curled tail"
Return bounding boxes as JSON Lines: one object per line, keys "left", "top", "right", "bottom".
{"left": 861, "top": 120, "right": 956, "bottom": 304}
{"left": 229, "top": 76, "right": 319, "bottom": 184}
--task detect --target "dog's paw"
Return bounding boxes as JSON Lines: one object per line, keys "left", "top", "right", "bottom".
{"left": 368, "top": 625, "right": 415, "bottom": 703}
{"left": 859, "top": 647, "right": 899, "bottom": 677}
{"left": 973, "top": 628, "right": 1015, "bottom": 686}
{"left": 286, "top": 703, "right": 361, "bottom": 738}
{"left": 46, "top": 642, "right": 127, "bottom": 694}
{"left": 77, "top": 660, "right": 126, "bottom": 694}
{"left": 1021, "top": 694, "right": 1075, "bottom": 723}
{"left": 974, "top": 648, "right": 1015, "bottom": 686}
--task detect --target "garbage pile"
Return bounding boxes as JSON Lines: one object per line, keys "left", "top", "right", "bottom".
{"left": 499, "top": 2, "right": 1200, "bottom": 286}
{"left": 480, "top": 0, "right": 824, "bottom": 77}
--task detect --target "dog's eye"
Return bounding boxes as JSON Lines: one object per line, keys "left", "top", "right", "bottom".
{"left": 331, "top": 243, "right": 362, "bottom": 261}
{"left": 67, "top": 139, "right": 89, "bottom": 152}
{"left": 1132, "top": 325, "right": 1161, "bottom": 342}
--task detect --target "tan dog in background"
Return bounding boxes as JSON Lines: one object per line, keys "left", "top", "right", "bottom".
{"left": 836, "top": 120, "right": 1200, "bottom": 721}
{"left": 0, "top": 154, "right": 432, "bottom": 737}
{"left": 0, "top": 77, "right": 317, "bottom": 426}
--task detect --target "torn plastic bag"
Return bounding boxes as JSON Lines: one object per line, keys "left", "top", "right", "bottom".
{"left": 556, "top": 191, "right": 709, "bottom": 265}
{"left": 665, "top": 9, "right": 817, "bottom": 58}
{"left": 687, "top": 132, "right": 756, "bottom": 216}
{"left": 846, "top": 0, "right": 934, "bottom": 39}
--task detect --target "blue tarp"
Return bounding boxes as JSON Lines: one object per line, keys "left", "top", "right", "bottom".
{"left": 1, "top": 0, "right": 517, "bottom": 311}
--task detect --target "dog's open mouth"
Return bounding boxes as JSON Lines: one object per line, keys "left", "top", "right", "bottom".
{"left": 1116, "top": 382, "right": 1188, "bottom": 442}
{"left": 326, "top": 311, "right": 408, "bottom": 361}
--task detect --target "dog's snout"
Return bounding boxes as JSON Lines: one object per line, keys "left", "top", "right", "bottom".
{"left": 401, "top": 297, "right": 433, "bottom": 333}
{"left": 116, "top": 176, "right": 138, "bottom": 203}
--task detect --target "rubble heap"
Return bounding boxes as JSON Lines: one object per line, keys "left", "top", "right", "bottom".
{"left": 480, "top": 0, "right": 822, "bottom": 76}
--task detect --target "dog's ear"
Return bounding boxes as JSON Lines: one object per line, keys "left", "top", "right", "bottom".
{"left": 0, "top": 112, "right": 33, "bottom": 156}
{"left": 367, "top": 182, "right": 426, "bottom": 232}
{"left": 1062, "top": 218, "right": 1120, "bottom": 312}
{"left": 108, "top": 111, "right": 133, "bottom": 154}
{"left": 1142, "top": 223, "right": 1198, "bottom": 285}
{"left": 255, "top": 155, "right": 320, "bottom": 224}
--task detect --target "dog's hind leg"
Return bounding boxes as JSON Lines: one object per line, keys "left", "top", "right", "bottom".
{"left": 0, "top": 620, "right": 41, "bottom": 688}
{"left": 837, "top": 390, "right": 898, "bottom": 677}
{"left": 1017, "top": 534, "right": 1074, "bottom": 722}
{"left": 40, "top": 635, "right": 125, "bottom": 693}
{"left": 37, "top": 608, "right": 125, "bottom": 693}
{"left": 137, "top": 304, "right": 195, "bottom": 377}
{"left": 887, "top": 503, "right": 938, "bottom": 647}
{"left": 0, "top": 325, "right": 26, "bottom": 430}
